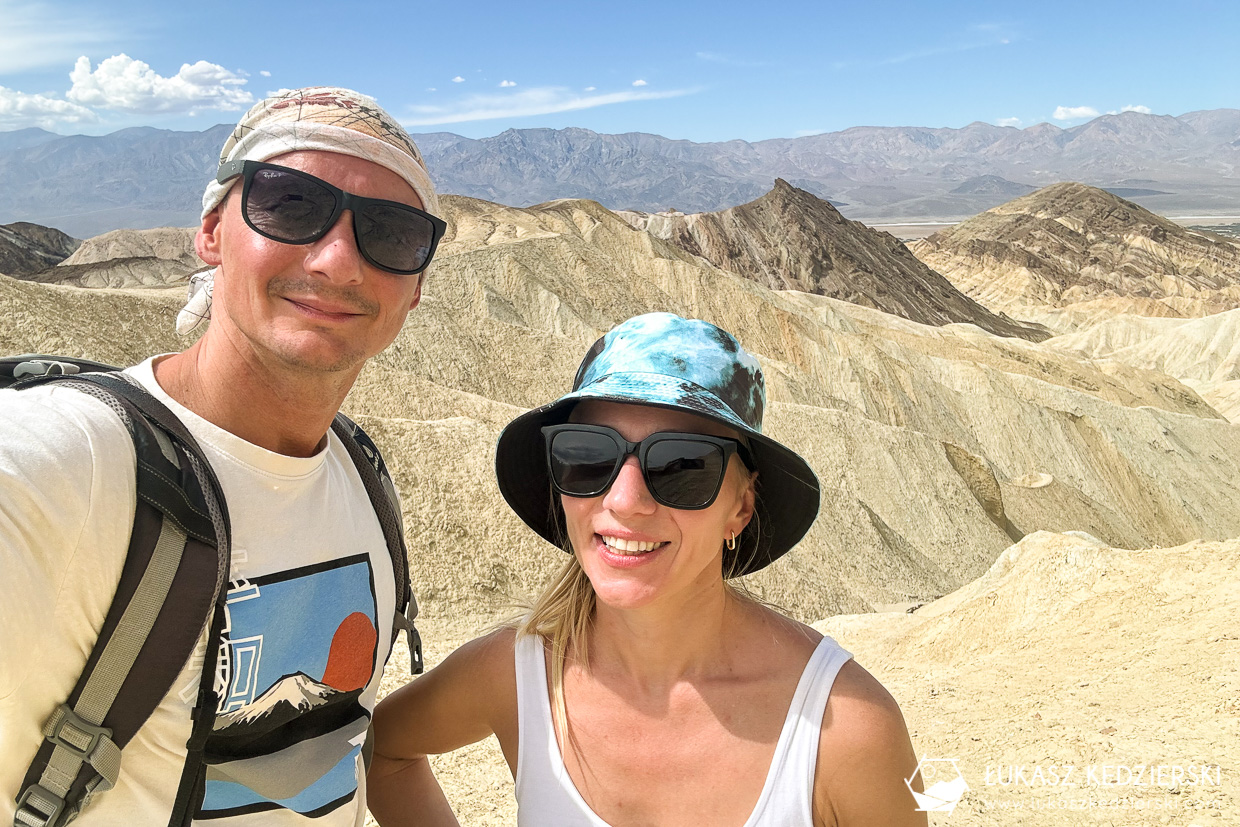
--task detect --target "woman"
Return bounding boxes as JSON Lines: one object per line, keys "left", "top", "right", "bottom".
{"left": 369, "top": 313, "right": 925, "bottom": 827}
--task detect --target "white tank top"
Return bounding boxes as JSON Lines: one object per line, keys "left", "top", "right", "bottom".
{"left": 513, "top": 633, "right": 853, "bottom": 827}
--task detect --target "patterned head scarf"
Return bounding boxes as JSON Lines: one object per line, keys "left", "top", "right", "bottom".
{"left": 178, "top": 86, "right": 438, "bottom": 334}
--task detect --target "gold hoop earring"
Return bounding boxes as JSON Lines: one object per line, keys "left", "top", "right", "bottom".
{"left": 726, "top": 532, "right": 736, "bottom": 551}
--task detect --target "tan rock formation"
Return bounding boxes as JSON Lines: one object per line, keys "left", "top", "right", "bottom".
{"left": 26, "top": 228, "right": 202, "bottom": 288}
{"left": 1046, "top": 308, "right": 1240, "bottom": 422}
{"left": 620, "top": 179, "right": 1048, "bottom": 341}
{"left": 910, "top": 183, "right": 1240, "bottom": 331}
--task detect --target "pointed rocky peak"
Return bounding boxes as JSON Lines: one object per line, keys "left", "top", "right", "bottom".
{"left": 627, "top": 179, "right": 1048, "bottom": 340}
{"left": 735, "top": 178, "right": 847, "bottom": 226}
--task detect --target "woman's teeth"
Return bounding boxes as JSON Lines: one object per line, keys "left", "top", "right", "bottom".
{"left": 601, "top": 535, "right": 666, "bottom": 555}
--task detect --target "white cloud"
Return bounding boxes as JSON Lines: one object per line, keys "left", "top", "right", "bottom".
{"left": 584, "top": 86, "right": 596, "bottom": 92}
{"left": 836, "top": 24, "right": 1017, "bottom": 70}
{"left": 996, "top": 117, "right": 1022, "bottom": 127}
{"left": 0, "top": 84, "right": 97, "bottom": 129}
{"left": 0, "top": 0, "right": 117, "bottom": 73}
{"left": 1121, "top": 104, "right": 1152, "bottom": 114}
{"left": 452, "top": 76, "right": 465, "bottom": 83}
{"left": 403, "top": 85, "right": 697, "bottom": 126}
{"left": 427, "top": 87, "right": 437, "bottom": 92}
{"left": 67, "top": 54, "right": 254, "bottom": 114}
{"left": 1052, "top": 105, "right": 1100, "bottom": 121}
{"left": 632, "top": 79, "right": 648, "bottom": 87}
{"left": 260, "top": 70, "right": 271, "bottom": 78}
{"left": 499, "top": 80, "right": 516, "bottom": 87}
{"left": 695, "top": 51, "right": 766, "bottom": 67}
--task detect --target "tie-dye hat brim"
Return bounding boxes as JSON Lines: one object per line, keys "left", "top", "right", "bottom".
{"left": 495, "top": 312, "right": 820, "bottom": 576}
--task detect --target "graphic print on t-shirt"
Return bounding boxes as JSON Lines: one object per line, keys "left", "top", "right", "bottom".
{"left": 198, "top": 554, "right": 378, "bottom": 819}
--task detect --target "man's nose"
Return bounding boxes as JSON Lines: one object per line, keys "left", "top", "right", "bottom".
{"left": 302, "top": 211, "right": 365, "bottom": 283}
{"left": 601, "top": 455, "right": 657, "bottom": 515}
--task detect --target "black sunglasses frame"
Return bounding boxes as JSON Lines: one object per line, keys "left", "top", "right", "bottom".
{"left": 542, "top": 423, "right": 754, "bottom": 510}
{"left": 215, "top": 159, "right": 447, "bottom": 275}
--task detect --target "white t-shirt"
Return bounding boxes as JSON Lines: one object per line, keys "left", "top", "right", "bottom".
{"left": 0, "top": 357, "right": 396, "bottom": 826}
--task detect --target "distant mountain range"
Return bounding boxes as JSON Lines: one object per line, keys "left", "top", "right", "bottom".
{"left": 2, "top": 109, "right": 1238, "bottom": 237}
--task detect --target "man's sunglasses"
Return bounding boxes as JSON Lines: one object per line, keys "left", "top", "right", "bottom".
{"left": 542, "top": 423, "right": 754, "bottom": 510}
{"left": 216, "top": 159, "right": 447, "bottom": 275}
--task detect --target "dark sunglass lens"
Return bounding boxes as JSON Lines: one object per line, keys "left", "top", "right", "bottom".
{"left": 355, "top": 203, "right": 435, "bottom": 273}
{"left": 549, "top": 430, "right": 621, "bottom": 496}
{"left": 645, "top": 439, "right": 725, "bottom": 507}
{"left": 246, "top": 168, "right": 337, "bottom": 242}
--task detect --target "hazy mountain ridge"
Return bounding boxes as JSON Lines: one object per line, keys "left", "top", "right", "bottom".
{"left": 3, "top": 110, "right": 1238, "bottom": 237}
{"left": 0, "top": 124, "right": 231, "bottom": 237}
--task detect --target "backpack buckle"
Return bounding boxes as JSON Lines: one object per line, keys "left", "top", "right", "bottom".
{"left": 12, "top": 359, "right": 82, "bottom": 380}
{"left": 14, "top": 784, "right": 67, "bottom": 827}
{"left": 44, "top": 703, "right": 113, "bottom": 763}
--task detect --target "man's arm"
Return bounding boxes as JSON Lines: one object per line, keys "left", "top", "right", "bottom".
{"left": 367, "top": 627, "right": 519, "bottom": 826}
{"left": 0, "top": 386, "right": 137, "bottom": 819}
{"left": 812, "top": 661, "right": 928, "bottom": 827}
{"left": 0, "top": 386, "right": 136, "bottom": 698}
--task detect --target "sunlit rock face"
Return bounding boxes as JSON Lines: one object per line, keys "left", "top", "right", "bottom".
{"left": 911, "top": 183, "right": 1240, "bottom": 332}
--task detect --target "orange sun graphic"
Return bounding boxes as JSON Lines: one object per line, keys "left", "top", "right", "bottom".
{"left": 321, "top": 612, "right": 377, "bottom": 692}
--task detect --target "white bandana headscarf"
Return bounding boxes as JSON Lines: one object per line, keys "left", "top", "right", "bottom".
{"left": 176, "top": 86, "right": 439, "bottom": 336}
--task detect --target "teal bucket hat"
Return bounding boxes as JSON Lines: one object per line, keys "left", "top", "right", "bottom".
{"left": 494, "top": 312, "right": 820, "bottom": 575}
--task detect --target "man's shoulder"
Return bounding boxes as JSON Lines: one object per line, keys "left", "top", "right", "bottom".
{"left": 0, "top": 380, "right": 136, "bottom": 455}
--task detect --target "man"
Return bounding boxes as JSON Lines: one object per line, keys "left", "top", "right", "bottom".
{"left": 1, "top": 87, "right": 451, "bottom": 825}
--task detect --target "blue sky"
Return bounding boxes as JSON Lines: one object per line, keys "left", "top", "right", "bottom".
{"left": 1, "top": 0, "right": 1236, "bottom": 142}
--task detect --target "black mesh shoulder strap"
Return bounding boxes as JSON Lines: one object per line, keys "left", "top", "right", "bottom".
{"left": 11, "top": 367, "right": 231, "bottom": 827}
{"left": 331, "top": 413, "right": 422, "bottom": 675}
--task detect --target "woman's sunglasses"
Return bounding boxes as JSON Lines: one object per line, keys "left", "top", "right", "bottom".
{"left": 542, "top": 423, "right": 754, "bottom": 510}
{"left": 215, "top": 159, "right": 447, "bottom": 275}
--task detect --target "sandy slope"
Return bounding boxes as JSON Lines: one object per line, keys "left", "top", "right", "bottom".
{"left": 817, "top": 531, "right": 1239, "bottom": 825}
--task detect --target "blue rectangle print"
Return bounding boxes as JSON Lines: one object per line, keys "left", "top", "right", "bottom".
{"left": 199, "top": 554, "right": 379, "bottom": 819}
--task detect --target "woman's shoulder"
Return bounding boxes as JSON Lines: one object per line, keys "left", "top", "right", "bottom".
{"left": 812, "top": 660, "right": 924, "bottom": 825}
{"left": 450, "top": 624, "right": 521, "bottom": 670}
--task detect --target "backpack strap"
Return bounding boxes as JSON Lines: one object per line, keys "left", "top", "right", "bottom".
{"left": 11, "top": 368, "right": 231, "bottom": 827}
{"left": 331, "top": 412, "right": 423, "bottom": 676}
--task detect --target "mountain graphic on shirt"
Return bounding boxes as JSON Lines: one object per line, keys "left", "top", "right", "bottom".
{"left": 215, "top": 672, "right": 339, "bottom": 731}
{"left": 208, "top": 671, "right": 366, "bottom": 762}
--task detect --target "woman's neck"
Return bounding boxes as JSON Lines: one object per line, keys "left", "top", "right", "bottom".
{"left": 587, "top": 582, "right": 751, "bottom": 692}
